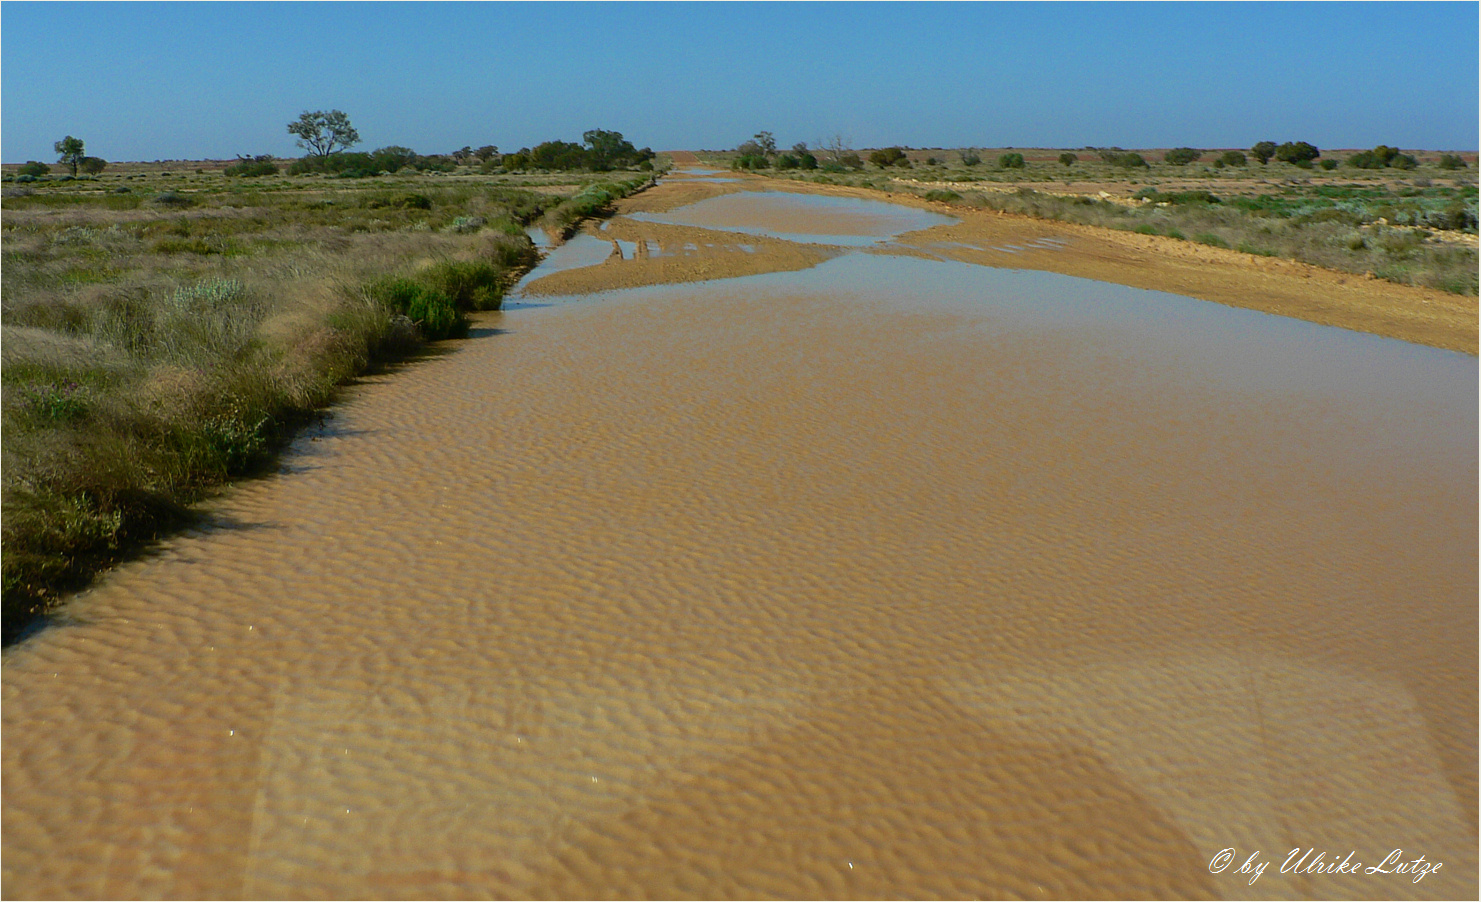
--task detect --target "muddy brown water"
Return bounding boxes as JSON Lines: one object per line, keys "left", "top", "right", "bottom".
{"left": 3, "top": 174, "right": 1476, "bottom": 899}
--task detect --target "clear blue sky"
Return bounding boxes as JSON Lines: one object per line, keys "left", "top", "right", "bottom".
{"left": 3, "top": 2, "right": 1476, "bottom": 162}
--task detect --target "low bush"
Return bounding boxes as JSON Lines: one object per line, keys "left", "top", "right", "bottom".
{"left": 1219, "top": 150, "right": 1247, "bottom": 167}
{"left": 1164, "top": 147, "right": 1202, "bottom": 165}
{"left": 18, "top": 161, "right": 50, "bottom": 177}
{"left": 961, "top": 151, "right": 981, "bottom": 167}
{"left": 421, "top": 259, "right": 504, "bottom": 311}
{"left": 366, "top": 278, "right": 466, "bottom": 340}
{"left": 1437, "top": 153, "right": 1467, "bottom": 170}
{"left": 225, "top": 158, "right": 279, "bottom": 177}
{"left": 869, "top": 147, "right": 908, "bottom": 168}
{"left": 1058, "top": 152, "right": 1077, "bottom": 166}
{"left": 998, "top": 152, "right": 1026, "bottom": 169}
{"left": 923, "top": 189, "right": 961, "bottom": 203}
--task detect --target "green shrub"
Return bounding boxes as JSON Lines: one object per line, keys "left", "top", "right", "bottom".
{"left": 1164, "top": 147, "right": 1202, "bottom": 165}
{"left": 1219, "top": 150, "right": 1247, "bottom": 167}
{"left": 923, "top": 189, "right": 961, "bottom": 203}
{"left": 18, "top": 161, "right": 50, "bottom": 177}
{"left": 1058, "top": 152, "right": 1077, "bottom": 166}
{"left": 775, "top": 153, "right": 800, "bottom": 170}
{"left": 869, "top": 147, "right": 908, "bottom": 168}
{"left": 1193, "top": 233, "right": 1229, "bottom": 248}
{"left": 80, "top": 157, "right": 107, "bottom": 175}
{"left": 1275, "top": 141, "right": 1320, "bottom": 163}
{"left": 961, "top": 151, "right": 982, "bottom": 167}
{"left": 1319, "top": 159, "right": 1339, "bottom": 171}
{"left": 151, "top": 190, "right": 194, "bottom": 207}
{"left": 998, "top": 152, "right": 1026, "bottom": 169}
{"left": 1390, "top": 153, "right": 1418, "bottom": 170}
{"left": 366, "top": 278, "right": 466, "bottom": 340}
{"left": 1437, "top": 153, "right": 1467, "bottom": 171}
{"left": 1104, "top": 151, "right": 1149, "bottom": 169}
{"left": 421, "top": 259, "right": 503, "bottom": 311}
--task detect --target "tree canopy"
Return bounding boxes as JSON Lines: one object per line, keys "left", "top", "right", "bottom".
{"left": 54, "top": 136, "right": 85, "bottom": 176}
{"left": 288, "top": 110, "right": 361, "bottom": 157}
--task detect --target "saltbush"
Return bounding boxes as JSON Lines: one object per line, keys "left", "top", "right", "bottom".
{"left": 1164, "top": 147, "right": 1202, "bottom": 165}
{"left": 18, "top": 161, "right": 50, "bottom": 177}
{"left": 998, "top": 152, "right": 1025, "bottom": 169}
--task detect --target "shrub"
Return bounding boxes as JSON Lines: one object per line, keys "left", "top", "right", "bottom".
{"left": 775, "top": 153, "right": 800, "bottom": 170}
{"left": 1437, "top": 153, "right": 1467, "bottom": 170}
{"left": 225, "top": 158, "right": 278, "bottom": 177}
{"left": 923, "top": 189, "right": 961, "bottom": 203}
{"left": 796, "top": 152, "right": 818, "bottom": 170}
{"left": 1275, "top": 141, "right": 1320, "bottom": 163}
{"left": 961, "top": 151, "right": 981, "bottom": 167}
{"left": 1164, "top": 147, "right": 1202, "bottom": 165}
{"left": 421, "top": 259, "right": 504, "bottom": 311}
{"left": 18, "top": 161, "right": 50, "bottom": 177}
{"left": 733, "top": 154, "right": 770, "bottom": 170}
{"left": 1319, "top": 159, "right": 1339, "bottom": 170}
{"left": 1219, "top": 150, "right": 1247, "bottom": 167}
{"left": 869, "top": 147, "right": 908, "bottom": 168}
{"left": 1390, "top": 153, "right": 1418, "bottom": 170}
{"left": 838, "top": 153, "right": 864, "bottom": 170}
{"left": 1058, "top": 152, "right": 1077, "bottom": 166}
{"left": 151, "top": 190, "right": 194, "bottom": 207}
{"left": 80, "top": 157, "right": 107, "bottom": 175}
{"left": 15, "top": 174, "right": 38, "bottom": 184}
{"left": 924, "top": 156, "right": 941, "bottom": 166}
{"left": 998, "top": 152, "right": 1025, "bottom": 169}
{"left": 366, "top": 278, "right": 465, "bottom": 340}
{"left": 1106, "top": 152, "right": 1149, "bottom": 169}
{"left": 1251, "top": 141, "right": 1277, "bottom": 165}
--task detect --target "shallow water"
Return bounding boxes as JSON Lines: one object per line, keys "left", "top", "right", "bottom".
{"left": 627, "top": 190, "right": 957, "bottom": 246}
{"left": 3, "top": 185, "right": 1475, "bottom": 899}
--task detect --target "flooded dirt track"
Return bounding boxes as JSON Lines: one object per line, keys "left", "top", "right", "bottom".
{"left": 2, "top": 171, "right": 1475, "bottom": 900}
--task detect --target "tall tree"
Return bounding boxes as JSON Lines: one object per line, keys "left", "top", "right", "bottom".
{"left": 54, "top": 135, "right": 85, "bottom": 176}
{"left": 287, "top": 110, "right": 361, "bottom": 157}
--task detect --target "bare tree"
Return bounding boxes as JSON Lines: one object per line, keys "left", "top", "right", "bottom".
{"left": 818, "top": 133, "right": 853, "bottom": 163}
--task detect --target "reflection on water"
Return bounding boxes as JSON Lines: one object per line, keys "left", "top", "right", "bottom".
{"left": 3, "top": 182, "right": 1475, "bottom": 899}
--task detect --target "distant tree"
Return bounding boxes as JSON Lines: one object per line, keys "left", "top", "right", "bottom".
{"left": 474, "top": 145, "right": 499, "bottom": 162}
{"left": 18, "top": 161, "right": 51, "bottom": 177}
{"left": 80, "top": 156, "right": 108, "bottom": 175}
{"left": 753, "top": 131, "right": 777, "bottom": 155}
{"left": 1250, "top": 141, "right": 1277, "bottom": 165}
{"left": 54, "top": 135, "right": 86, "bottom": 176}
{"left": 1219, "top": 150, "right": 1247, "bottom": 167}
{"left": 1274, "top": 141, "right": 1319, "bottom": 163}
{"left": 1058, "top": 152, "right": 1077, "bottom": 166}
{"left": 287, "top": 110, "right": 361, "bottom": 157}
{"left": 998, "top": 152, "right": 1025, "bottom": 169}
{"left": 1437, "top": 153, "right": 1467, "bottom": 170}
{"left": 1163, "top": 147, "right": 1202, "bottom": 165}
{"left": 370, "top": 146, "right": 418, "bottom": 172}
{"left": 583, "top": 129, "right": 641, "bottom": 169}
{"left": 790, "top": 144, "right": 818, "bottom": 170}
{"left": 452, "top": 146, "right": 474, "bottom": 163}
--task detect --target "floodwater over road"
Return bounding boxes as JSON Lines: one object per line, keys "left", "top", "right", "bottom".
{"left": 3, "top": 170, "right": 1475, "bottom": 899}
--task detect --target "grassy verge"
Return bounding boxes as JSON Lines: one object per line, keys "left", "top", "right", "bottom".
{"left": 1, "top": 166, "right": 654, "bottom": 641}
{"left": 711, "top": 149, "right": 1478, "bottom": 296}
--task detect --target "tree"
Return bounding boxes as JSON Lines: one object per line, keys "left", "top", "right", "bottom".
{"left": 583, "top": 129, "right": 639, "bottom": 170}
{"left": 818, "top": 133, "right": 853, "bottom": 163}
{"left": 80, "top": 156, "right": 108, "bottom": 175}
{"left": 1250, "top": 141, "right": 1277, "bottom": 165}
{"left": 287, "top": 110, "right": 361, "bottom": 157}
{"left": 1274, "top": 141, "right": 1319, "bottom": 164}
{"left": 1058, "top": 152, "right": 1078, "bottom": 166}
{"left": 753, "top": 131, "right": 776, "bottom": 155}
{"left": 474, "top": 145, "right": 499, "bottom": 162}
{"left": 1163, "top": 147, "right": 1202, "bottom": 165}
{"left": 54, "top": 135, "right": 85, "bottom": 176}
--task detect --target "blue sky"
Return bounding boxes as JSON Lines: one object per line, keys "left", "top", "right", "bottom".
{"left": 3, "top": 2, "right": 1476, "bottom": 162}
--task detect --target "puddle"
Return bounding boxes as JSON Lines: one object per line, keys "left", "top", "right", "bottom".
{"left": 3, "top": 179, "right": 1475, "bottom": 899}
